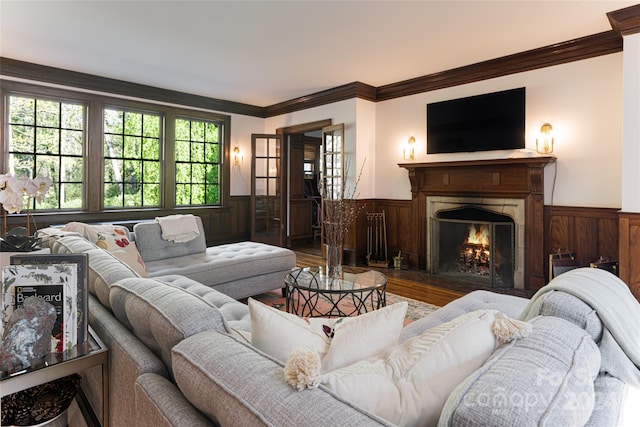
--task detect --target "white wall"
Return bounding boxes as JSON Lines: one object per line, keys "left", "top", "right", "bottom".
{"left": 228, "top": 113, "right": 264, "bottom": 196}
{"left": 374, "top": 53, "right": 624, "bottom": 208}
{"left": 231, "top": 53, "right": 625, "bottom": 208}
{"left": 621, "top": 32, "right": 640, "bottom": 212}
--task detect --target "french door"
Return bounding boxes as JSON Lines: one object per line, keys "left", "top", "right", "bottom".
{"left": 251, "top": 134, "right": 286, "bottom": 246}
{"left": 320, "top": 124, "right": 345, "bottom": 246}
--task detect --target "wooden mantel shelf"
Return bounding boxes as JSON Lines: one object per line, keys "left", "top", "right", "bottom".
{"left": 398, "top": 155, "right": 556, "bottom": 170}
{"left": 398, "top": 155, "right": 556, "bottom": 198}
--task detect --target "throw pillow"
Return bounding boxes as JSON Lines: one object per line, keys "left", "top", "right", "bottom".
{"left": 249, "top": 298, "right": 336, "bottom": 363}
{"left": 249, "top": 299, "right": 407, "bottom": 370}
{"left": 320, "top": 310, "right": 501, "bottom": 427}
{"left": 321, "top": 301, "right": 408, "bottom": 373}
{"left": 61, "top": 222, "right": 149, "bottom": 277}
{"left": 96, "top": 233, "right": 149, "bottom": 278}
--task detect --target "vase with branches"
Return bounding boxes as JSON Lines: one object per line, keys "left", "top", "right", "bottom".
{"left": 321, "top": 158, "right": 365, "bottom": 282}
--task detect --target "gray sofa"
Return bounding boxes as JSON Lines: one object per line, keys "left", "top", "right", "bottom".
{"left": 49, "top": 234, "right": 639, "bottom": 426}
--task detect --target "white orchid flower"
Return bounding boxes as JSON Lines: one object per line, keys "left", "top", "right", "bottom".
{"left": 10, "top": 176, "right": 37, "bottom": 197}
{"left": 2, "top": 194, "right": 24, "bottom": 214}
{"left": 0, "top": 174, "right": 9, "bottom": 190}
{"left": 32, "top": 175, "right": 53, "bottom": 202}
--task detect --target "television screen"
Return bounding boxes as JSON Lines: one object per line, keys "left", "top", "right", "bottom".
{"left": 426, "top": 87, "right": 525, "bottom": 154}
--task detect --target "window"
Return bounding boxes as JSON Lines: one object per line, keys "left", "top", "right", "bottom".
{"left": 175, "top": 117, "right": 221, "bottom": 206}
{"left": 2, "top": 81, "right": 230, "bottom": 215}
{"left": 6, "top": 95, "right": 85, "bottom": 210}
{"left": 103, "top": 108, "right": 161, "bottom": 208}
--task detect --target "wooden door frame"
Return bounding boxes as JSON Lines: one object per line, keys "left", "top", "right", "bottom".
{"left": 277, "top": 119, "right": 332, "bottom": 246}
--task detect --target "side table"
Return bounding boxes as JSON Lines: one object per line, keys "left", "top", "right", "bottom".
{"left": 1, "top": 327, "right": 109, "bottom": 426}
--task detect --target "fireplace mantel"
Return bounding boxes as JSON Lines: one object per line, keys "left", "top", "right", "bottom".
{"left": 399, "top": 155, "right": 556, "bottom": 290}
{"left": 399, "top": 156, "right": 556, "bottom": 198}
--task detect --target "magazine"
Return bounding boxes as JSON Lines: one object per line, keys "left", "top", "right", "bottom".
{"left": 13, "top": 284, "right": 65, "bottom": 350}
{"left": 11, "top": 253, "right": 89, "bottom": 345}
{"left": 2, "top": 264, "right": 77, "bottom": 352}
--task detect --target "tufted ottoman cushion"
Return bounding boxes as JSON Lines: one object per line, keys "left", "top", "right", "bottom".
{"left": 144, "top": 241, "right": 296, "bottom": 299}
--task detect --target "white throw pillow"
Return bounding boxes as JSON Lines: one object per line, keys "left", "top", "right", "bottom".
{"left": 249, "top": 299, "right": 408, "bottom": 370}
{"left": 321, "top": 310, "right": 500, "bottom": 427}
{"left": 249, "top": 298, "right": 337, "bottom": 363}
{"left": 321, "top": 301, "right": 408, "bottom": 373}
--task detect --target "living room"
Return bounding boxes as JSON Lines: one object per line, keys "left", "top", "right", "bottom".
{"left": 2, "top": 1, "right": 640, "bottom": 299}
{"left": 2, "top": 2, "right": 640, "bottom": 426}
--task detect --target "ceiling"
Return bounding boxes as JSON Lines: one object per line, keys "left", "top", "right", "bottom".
{"left": 1, "top": 1, "right": 637, "bottom": 107}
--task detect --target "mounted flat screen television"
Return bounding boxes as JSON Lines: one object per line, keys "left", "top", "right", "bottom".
{"left": 426, "top": 87, "right": 526, "bottom": 154}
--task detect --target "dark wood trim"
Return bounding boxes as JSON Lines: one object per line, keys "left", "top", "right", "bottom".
{"left": 608, "top": 4, "right": 640, "bottom": 36}
{"left": 265, "top": 82, "right": 377, "bottom": 117}
{"left": 277, "top": 119, "right": 333, "bottom": 134}
{"left": 376, "top": 31, "right": 622, "bottom": 102}
{"left": 0, "top": 57, "right": 266, "bottom": 117}
{"left": 618, "top": 211, "right": 640, "bottom": 301}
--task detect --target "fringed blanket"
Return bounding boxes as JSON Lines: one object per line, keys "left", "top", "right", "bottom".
{"left": 519, "top": 267, "right": 640, "bottom": 386}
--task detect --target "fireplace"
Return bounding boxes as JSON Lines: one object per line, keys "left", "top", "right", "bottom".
{"left": 432, "top": 206, "right": 515, "bottom": 288}
{"left": 400, "top": 156, "right": 555, "bottom": 290}
{"left": 427, "top": 196, "right": 525, "bottom": 288}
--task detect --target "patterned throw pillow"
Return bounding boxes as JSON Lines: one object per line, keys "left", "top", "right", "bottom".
{"left": 96, "top": 233, "right": 149, "bottom": 278}
{"left": 61, "top": 222, "right": 148, "bottom": 277}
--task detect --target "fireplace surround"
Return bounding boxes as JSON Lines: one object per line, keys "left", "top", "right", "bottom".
{"left": 428, "top": 197, "right": 523, "bottom": 288}
{"left": 400, "top": 155, "right": 555, "bottom": 291}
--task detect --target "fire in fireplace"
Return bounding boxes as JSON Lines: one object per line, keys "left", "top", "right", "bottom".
{"left": 432, "top": 206, "right": 515, "bottom": 288}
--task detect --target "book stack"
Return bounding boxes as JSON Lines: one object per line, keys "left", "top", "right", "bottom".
{"left": 1, "top": 254, "right": 89, "bottom": 353}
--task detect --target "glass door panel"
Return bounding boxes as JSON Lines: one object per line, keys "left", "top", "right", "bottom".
{"left": 251, "top": 134, "right": 284, "bottom": 246}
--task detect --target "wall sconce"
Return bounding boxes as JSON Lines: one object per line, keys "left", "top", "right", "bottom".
{"left": 233, "top": 146, "right": 243, "bottom": 166}
{"left": 536, "top": 123, "right": 554, "bottom": 154}
{"left": 404, "top": 136, "right": 416, "bottom": 160}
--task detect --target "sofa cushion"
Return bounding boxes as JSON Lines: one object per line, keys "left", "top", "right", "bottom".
{"left": 133, "top": 219, "right": 206, "bottom": 262}
{"left": 109, "top": 277, "right": 229, "bottom": 377}
{"left": 321, "top": 309, "right": 500, "bottom": 427}
{"left": 152, "top": 274, "right": 251, "bottom": 332}
{"left": 439, "top": 315, "right": 601, "bottom": 427}
{"left": 51, "top": 236, "right": 139, "bottom": 310}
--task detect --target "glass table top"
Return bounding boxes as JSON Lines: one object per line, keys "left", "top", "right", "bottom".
{"left": 285, "top": 267, "right": 387, "bottom": 292}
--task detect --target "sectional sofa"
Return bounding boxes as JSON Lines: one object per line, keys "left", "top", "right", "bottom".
{"left": 45, "top": 227, "right": 640, "bottom": 426}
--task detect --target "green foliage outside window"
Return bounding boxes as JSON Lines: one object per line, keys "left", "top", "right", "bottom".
{"left": 6, "top": 95, "right": 85, "bottom": 210}
{"left": 175, "top": 118, "right": 221, "bottom": 206}
{"left": 103, "top": 109, "right": 161, "bottom": 208}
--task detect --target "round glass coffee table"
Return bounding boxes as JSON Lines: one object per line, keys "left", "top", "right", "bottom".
{"left": 284, "top": 267, "right": 387, "bottom": 317}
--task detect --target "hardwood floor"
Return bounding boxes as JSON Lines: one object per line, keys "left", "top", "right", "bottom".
{"left": 295, "top": 250, "right": 464, "bottom": 307}
{"left": 294, "top": 247, "right": 534, "bottom": 308}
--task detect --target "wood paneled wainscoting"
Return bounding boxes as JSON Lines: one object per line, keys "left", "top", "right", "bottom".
{"left": 618, "top": 212, "right": 640, "bottom": 300}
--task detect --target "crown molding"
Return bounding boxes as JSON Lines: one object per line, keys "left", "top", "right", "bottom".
{"left": 375, "top": 31, "right": 622, "bottom": 102}
{"left": 608, "top": 4, "right": 640, "bottom": 36}
{"left": 264, "top": 82, "right": 376, "bottom": 117}
{"left": 0, "top": 57, "right": 266, "bottom": 117}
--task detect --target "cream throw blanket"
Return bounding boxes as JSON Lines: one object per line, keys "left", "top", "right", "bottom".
{"left": 155, "top": 214, "right": 200, "bottom": 243}
{"left": 519, "top": 267, "right": 640, "bottom": 386}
